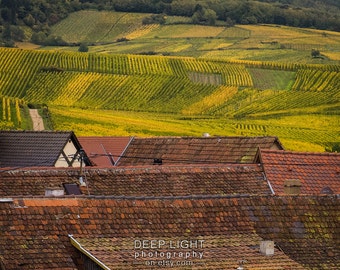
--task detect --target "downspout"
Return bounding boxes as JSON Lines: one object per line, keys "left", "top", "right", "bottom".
{"left": 68, "top": 234, "right": 111, "bottom": 270}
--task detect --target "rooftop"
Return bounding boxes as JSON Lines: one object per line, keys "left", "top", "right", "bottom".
{"left": 78, "top": 136, "right": 132, "bottom": 167}
{"left": 116, "top": 136, "right": 283, "bottom": 166}
{"left": 0, "top": 131, "right": 90, "bottom": 168}
{"left": 0, "top": 195, "right": 338, "bottom": 269}
{"left": 0, "top": 164, "right": 271, "bottom": 197}
{"left": 260, "top": 149, "right": 340, "bottom": 195}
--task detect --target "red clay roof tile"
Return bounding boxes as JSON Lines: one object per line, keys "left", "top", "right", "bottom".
{"left": 0, "top": 164, "right": 271, "bottom": 197}
{"left": 116, "top": 136, "right": 283, "bottom": 166}
{"left": 0, "top": 195, "right": 338, "bottom": 269}
{"left": 78, "top": 136, "right": 132, "bottom": 167}
{"left": 260, "top": 149, "right": 340, "bottom": 195}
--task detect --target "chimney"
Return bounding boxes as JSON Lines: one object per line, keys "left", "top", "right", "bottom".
{"left": 260, "top": 241, "right": 274, "bottom": 256}
{"left": 45, "top": 187, "right": 65, "bottom": 197}
{"left": 284, "top": 179, "right": 301, "bottom": 195}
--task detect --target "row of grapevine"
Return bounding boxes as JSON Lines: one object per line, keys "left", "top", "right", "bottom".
{"left": 76, "top": 74, "right": 130, "bottom": 108}
{"left": 0, "top": 96, "right": 23, "bottom": 127}
{"left": 0, "top": 47, "right": 339, "bottom": 116}
{"left": 234, "top": 122, "right": 338, "bottom": 144}
{"left": 0, "top": 48, "right": 59, "bottom": 97}
{"left": 231, "top": 90, "right": 339, "bottom": 117}
{"left": 182, "top": 86, "right": 238, "bottom": 115}
{"left": 207, "top": 57, "right": 340, "bottom": 72}
{"left": 125, "top": 24, "right": 159, "bottom": 40}
{"left": 291, "top": 69, "right": 340, "bottom": 91}
{"left": 25, "top": 69, "right": 221, "bottom": 113}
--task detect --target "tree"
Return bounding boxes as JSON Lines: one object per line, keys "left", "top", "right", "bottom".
{"left": 225, "top": 17, "right": 235, "bottom": 27}
{"left": 192, "top": 7, "right": 217, "bottom": 26}
{"left": 23, "top": 14, "right": 35, "bottom": 27}
{"left": 311, "top": 49, "right": 321, "bottom": 58}
{"left": 2, "top": 24, "right": 12, "bottom": 40}
{"left": 10, "top": 25, "right": 25, "bottom": 41}
{"left": 78, "top": 42, "right": 89, "bottom": 52}
{"left": 31, "top": 31, "right": 47, "bottom": 45}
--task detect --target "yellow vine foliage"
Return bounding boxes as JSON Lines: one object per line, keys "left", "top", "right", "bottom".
{"left": 126, "top": 24, "right": 159, "bottom": 39}
{"left": 182, "top": 86, "right": 238, "bottom": 115}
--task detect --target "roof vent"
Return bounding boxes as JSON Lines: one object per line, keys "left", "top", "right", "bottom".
{"left": 321, "top": 186, "right": 334, "bottom": 194}
{"left": 45, "top": 187, "right": 65, "bottom": 197}
{"left": 260, "top": 240, "right": 274, "bottom": 256}
{"left": 284, "top": 179, "right": 301, "bottom": 195}
{"left": 153, "top": 158, "right": 163, "bottom": 165}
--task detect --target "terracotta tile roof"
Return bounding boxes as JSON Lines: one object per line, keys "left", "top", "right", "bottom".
{"left": 78, "top": 136, "right": 132, "bottom": 167}
{"left": 0, "top": 131, "right": 90, "bottom": 168}
{"left": 70, "top": 235, "right": 305, "bottom": 269}
{"left": 260, "top": 149, "right": 340, "bottom": 195}
{"left": 0, "top": 164, "right": 271, "bottom": 196}
{"left": 0, "top": 195, "right": 338, "bottom": 269}
{"left": 116, "top": 136, "right": 283, "bottom": 166}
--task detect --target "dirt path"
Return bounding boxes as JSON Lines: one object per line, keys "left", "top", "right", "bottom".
{"left": 29, "top": 109, "right": 44, "bottom": 131}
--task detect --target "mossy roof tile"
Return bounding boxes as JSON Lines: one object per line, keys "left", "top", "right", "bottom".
{"left": 0, "top": 164, "right": 271, "bottom": 197}
{"left": 0, "top": 195, "right": 338, "bottom": 269}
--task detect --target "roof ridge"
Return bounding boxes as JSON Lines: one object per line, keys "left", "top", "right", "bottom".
{"left": 0, "top": 163, "right": 262, "bottom": 175}
{"left": 261, "top": 149, "right": 340, "bottom": 156}
{"left": 6, "top": 193, "right": 338, "bottom": 201}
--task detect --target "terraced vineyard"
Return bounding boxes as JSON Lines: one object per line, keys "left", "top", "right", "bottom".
{"left": 0, "top": 46, "right": 339, "bottom": 151}
{"left": 0, "top": 96, "right": 24, "bottom": 129}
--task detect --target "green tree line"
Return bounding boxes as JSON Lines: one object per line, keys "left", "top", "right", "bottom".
{"left": 1, "top": 0, "right": 340, "bottom": 46}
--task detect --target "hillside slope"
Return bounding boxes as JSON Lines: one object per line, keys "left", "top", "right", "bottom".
{"left": 1, "top": 0, "right": 339, "bottom": 48}
{"left": 44, "top": 11, "right": 340, "bottom": 62}
{"left": 0, "top": 46, "right": 339, "bottom": 152}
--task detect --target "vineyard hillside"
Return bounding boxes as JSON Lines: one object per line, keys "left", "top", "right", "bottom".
{"left": 0, "top": 46, "right": 339, "bottom": 152}
{"left": 40, "top": 10, "right": 340, "bottom": 64}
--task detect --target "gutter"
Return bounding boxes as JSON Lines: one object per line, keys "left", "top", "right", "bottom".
{"left": 68, "top": 234, "right": 111, "bottom": 270}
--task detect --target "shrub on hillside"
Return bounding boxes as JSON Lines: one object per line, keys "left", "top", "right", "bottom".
{"left": 78, "top": 42, "right": 89, "bottom": 52}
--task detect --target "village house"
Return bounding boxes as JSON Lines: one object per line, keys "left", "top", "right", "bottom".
{"left": 0, "top": 131, "right": 91, "bottom": 168}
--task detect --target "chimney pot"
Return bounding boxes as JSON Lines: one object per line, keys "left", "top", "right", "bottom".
{"left": 260, "top": 240, "right": 274, "bottom": 256}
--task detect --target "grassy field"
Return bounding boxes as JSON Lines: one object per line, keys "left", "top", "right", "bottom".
{"left": 4, "top": 10, "right": 340, "bottom": 152}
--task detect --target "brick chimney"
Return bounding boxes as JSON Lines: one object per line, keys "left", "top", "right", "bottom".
{"left": 284, "top": 179, "right": 301, "bottom": 195}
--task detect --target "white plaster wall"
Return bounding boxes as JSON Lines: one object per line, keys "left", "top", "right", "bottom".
{"left": 54, "top": 140, "right": 81, "bottom": 167}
